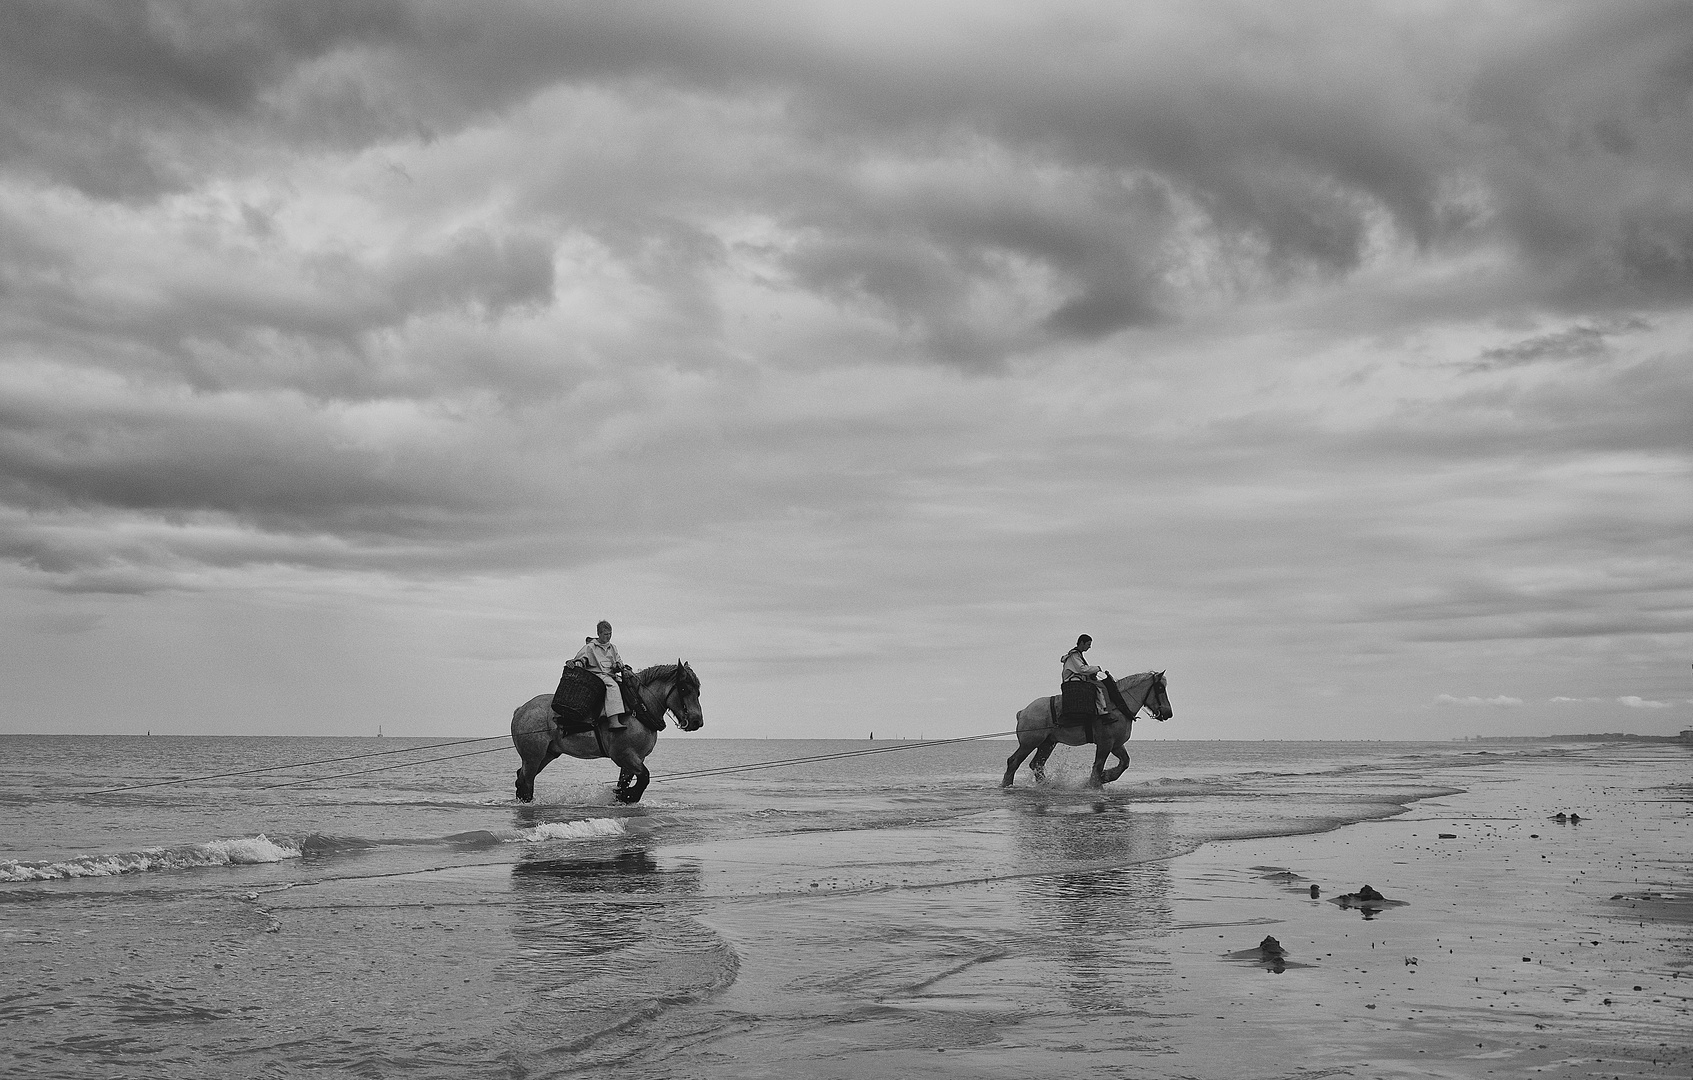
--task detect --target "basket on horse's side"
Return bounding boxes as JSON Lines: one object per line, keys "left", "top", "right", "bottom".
{"left": 550, "top": 666, "right": 606, "bottom": 734}
{"left": 1060, "top": 679, "right": 1098, "bottom": 727}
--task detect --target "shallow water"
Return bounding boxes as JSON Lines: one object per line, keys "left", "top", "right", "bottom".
{"left": 1, "top": 734, "right": 1677, "bottom": 1078}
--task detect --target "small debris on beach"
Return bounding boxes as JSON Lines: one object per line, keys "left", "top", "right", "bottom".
{"left": 1331, "top": 884, "right": 1409, "bottom": 916}
{"left": 1222, "top": 934, "right": 1308, "bottom": 973}
{"left": 1254, "top": 865, "right": 1310, "bottom": 885}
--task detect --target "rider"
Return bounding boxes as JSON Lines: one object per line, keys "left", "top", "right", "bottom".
{"left": 573, "top": 620, "right": 632, "bottom": 731}
{"left": 1060, "top": 634, "right": 1108, "bottom": 741}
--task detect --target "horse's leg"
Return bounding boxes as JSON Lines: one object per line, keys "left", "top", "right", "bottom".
{"left": 622, "top": 763, "right": 651, "bottom": 803}
{"left": 1087, "top": 737, "right": 1111, "bottom": 788}
{"left": 516, "top": 740, "right": 562, "bottom": 802}
{"left": 1002, "top": 738, "right": 1039, "bottom": 787}
{"left": 515, "top": 734, "right": 540, "bottom": 801}
{"left": 1029, "top": 735, "right": 1059, "bottom": 784}
{"left": 612, "top": 759, "right": 649, "bottom": 803}
{"left": 606, "top": 741, "right": 650, "bottom": 804}
{"left": 1101, "top": 740, "right": 1132, "bottom": 784}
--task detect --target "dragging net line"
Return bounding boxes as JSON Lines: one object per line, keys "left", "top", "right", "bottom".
{"left": 88, "top": 723, "right": 1091, "bottom": 796}
{"left": 85, "top": 735, "right": 511, "bottom": 795}
{"left": 647, "top": 729, "right": 1021, "bottom": 784}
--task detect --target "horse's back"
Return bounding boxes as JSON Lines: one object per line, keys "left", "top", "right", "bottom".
{"left": 1016, "top": 696, "right": 1057, "bottom": 734}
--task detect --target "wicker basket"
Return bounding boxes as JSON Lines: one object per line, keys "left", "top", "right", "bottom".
{"left": 550, "top": 666, "right": 606, "bottom": 728}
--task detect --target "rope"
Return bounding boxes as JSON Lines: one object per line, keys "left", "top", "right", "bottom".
{"left": 648, "top": 729, "right": 1021, "bottom": 784}
{"left": 260, "top": 745, "right": 513, "bottom": 790}
{"left": 86, "top": 735, "right": 511, "bottom": 795}
{"left": 86, "top": 714, "right": 1135, "bottom": 798}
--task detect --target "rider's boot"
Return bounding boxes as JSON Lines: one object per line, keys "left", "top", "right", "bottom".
{"left": 603, "top": 711, "right": 628, "bottom": 731}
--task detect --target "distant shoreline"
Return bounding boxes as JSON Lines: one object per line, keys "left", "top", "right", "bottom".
{"left": 1458, "top": 731, "right": 1693, "bottom": 743}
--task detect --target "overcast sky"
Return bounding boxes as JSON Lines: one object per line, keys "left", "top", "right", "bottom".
{"left": 3, "top": 1, "right": 1690, "bottom": 741}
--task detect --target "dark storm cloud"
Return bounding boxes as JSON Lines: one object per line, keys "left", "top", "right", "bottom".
{"left": 0, "top": 0, "right": 415, "bottom": 198}
{"left": 1465, "top": 3, "right": 1693, "bottom": 305}
{"left": 2, "top": 0, "right": 1691, "bottom": 642}
{"left": 464, "top": 0, "right": 1693, "bottom": 342}
{"left": 9, "top": 0, "right": 1693, "bottom": 358}
{"left": 0, "top": 387, "right": 462, "bottom": 528}
{"left": 0, "top": 216, "right": 554, "bottom": 397}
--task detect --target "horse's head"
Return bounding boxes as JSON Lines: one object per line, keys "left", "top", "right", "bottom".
{"left": 1148, "top": 670, "right": 1172, "bottom": 722}
{"left": 669, "top": 660, "right": 704, "bottom": 731}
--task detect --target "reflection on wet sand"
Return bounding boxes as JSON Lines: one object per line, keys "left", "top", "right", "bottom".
{"left": 1006, "top": 796, "right": 1176, "bottom": 1013}
{"left": 500, "top": 835, "right": 739, "bottom": 1052}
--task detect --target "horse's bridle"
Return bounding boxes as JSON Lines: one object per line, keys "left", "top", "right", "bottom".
{"left": 1124, "top": 671, "right": 1169, "bottom": 722}
{"left": 658, "top": 664, "right": 699, "bottom": 727}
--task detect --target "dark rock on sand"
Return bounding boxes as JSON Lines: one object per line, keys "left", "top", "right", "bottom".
{"left": 1332, "top": 884, "right": 1408, "bottom": 914}
{"left": 1222, "top": 935, "right": 1307, "bottom": 973}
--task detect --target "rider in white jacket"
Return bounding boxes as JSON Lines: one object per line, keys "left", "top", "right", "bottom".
{"left": 1061, "top": 634, "right": 1109, "bottom": 730}
{"left": 573, "top": 621, "right": 630, "bottom": 730}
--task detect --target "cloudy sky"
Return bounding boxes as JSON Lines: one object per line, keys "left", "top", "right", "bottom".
{"left": 3, "top": 1, "right": 1690, "bottom": 741}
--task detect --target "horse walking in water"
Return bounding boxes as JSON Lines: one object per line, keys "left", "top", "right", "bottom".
{"left": 1002, "top": 671, "right": 1172, "bottom": 789}
{"left": 511, "top": 662, "right": 703, "bottom": 804}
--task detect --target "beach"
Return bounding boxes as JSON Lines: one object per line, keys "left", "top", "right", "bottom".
{"left": 2, "top": 737, "right": 1688, "bottom": 1078}
{"left": 1154, "top": 752, "right": 1692, "bottom": 1080}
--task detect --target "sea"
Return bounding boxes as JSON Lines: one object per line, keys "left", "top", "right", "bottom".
{"left": 0, "top": 734, "right": 1676, "bottom": 1079}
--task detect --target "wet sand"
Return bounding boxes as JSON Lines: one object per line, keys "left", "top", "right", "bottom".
{"left": 661, "top": 749, "right": 1691, "bottom": 1080}
{"left": 1151, "top": 759, "right": 1692, "bottom": 1080}
{"left": 7, "top": 745, "right": 1686, "bottom": 1079}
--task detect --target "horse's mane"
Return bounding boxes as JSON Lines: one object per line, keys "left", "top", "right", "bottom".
{"left": 635, "top": 661, "right": 697, "bottom": 687}
{"left": 1117, "top": 670, "right": 1159, "bottom": 688}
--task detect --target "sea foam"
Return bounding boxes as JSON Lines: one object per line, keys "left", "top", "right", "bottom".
{"left": 0, "top": 834, "right": 302, "bottom": 882}
{"left": 509, "top": 818, "right": 627, "bottom": 843}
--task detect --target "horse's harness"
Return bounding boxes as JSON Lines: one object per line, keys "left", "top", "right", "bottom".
{"left": 631, "top": 665, "right": 697, "bottom": 732}
{"left": 1051, "top": 673, "right": 1156, "bottom": 729}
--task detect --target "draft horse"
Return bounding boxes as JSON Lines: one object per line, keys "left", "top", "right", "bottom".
{"left": 511, "top": 662, "right": 703, "bottom": 804}
{"left": 1001, "top": 670, "right": 1172, "bottom": 789}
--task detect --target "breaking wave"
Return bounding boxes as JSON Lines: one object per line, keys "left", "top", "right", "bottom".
{"left": 0, "top": 834, "right": 301, "bottom": 882}
{"left": 509, "top": 818, "right": 627, "bottom": 844}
